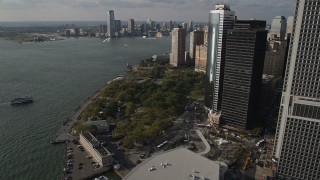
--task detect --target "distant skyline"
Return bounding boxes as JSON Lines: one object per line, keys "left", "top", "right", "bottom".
{"left": 0, "top": 0, "right": 295, "bottom": 23}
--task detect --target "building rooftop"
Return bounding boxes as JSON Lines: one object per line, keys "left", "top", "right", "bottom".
{"left": 123, "top": 148, "right": 227, "bottom": 180}
{"left": 81, "top": 131, "right": 111, "bottom": 157}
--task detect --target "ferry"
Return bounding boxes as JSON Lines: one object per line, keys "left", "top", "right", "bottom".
{"left": 10, "top": 97, "right": 33, "bottom": 105}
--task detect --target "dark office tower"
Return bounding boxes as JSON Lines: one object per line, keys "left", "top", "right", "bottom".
{"left": 221, "top": 20, "right": 267, "bottom": 129}
{"left": 205, "top": 4, "right": 235, "bottom": 112}
{"left": 170, "top": 27, "right": 186, "bottom": 67}
{"left": 190, "top": 31, "right": 205, "bottom": 61}
{"left": 114, "top": 20, "right": 121, "bottom": 33}
{"left": 128, "top": 19, "right": 135, "bottom": 34}
{"left": 169, "top": 21, "right": 174, "bottom": 31}
{"left": 273, "top": 0, "right": 320, "bottom": 179}
{"left": 107, "top": 10, "right": 115, "bottom": 37}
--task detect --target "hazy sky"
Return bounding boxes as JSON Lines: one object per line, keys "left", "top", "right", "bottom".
{"left": 0, "top": 0, "right": 296, "bottom": 23}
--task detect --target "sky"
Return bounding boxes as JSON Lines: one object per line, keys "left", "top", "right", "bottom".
{"left": 0, "top": 0, "right": 296, "bottom": 23}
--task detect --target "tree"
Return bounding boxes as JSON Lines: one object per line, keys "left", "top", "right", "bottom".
{"left": 125, "top": 102, "right": 135, "bottom": 116}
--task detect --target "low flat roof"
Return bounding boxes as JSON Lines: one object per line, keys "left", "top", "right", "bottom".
{"left": 81, "top": 132, "right": 111, "bottom": 156}
{"left": 123, "top": 148, "right": 226, "bottom": 180}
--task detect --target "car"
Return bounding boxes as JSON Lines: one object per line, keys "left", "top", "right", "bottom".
{"left": 67, "top": 160, "right": 73, "bottom": 163}
{"left": 79, "top": 162, "right": 84, "bottom": 166}
{"left": 78, "top": 166, "right": 83, "bottom": 170}
{"left": 65, "top": 176, "right": 72, "bottom": 180}
{"left": 86, "top": 156, "right": 92, "bottom": 159}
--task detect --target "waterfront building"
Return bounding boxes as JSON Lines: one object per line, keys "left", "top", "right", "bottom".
{"left": 205, "top": 4, "right": 235, "bottom": 113}
{"left": 263, "top": 39, "right": 287, "bottom": 77}
{"left": 286, "top": 16, "right": 294, "bottom": 39}
{"left": 195, "top": 29, "right": 208, "bottom": 73}
{"left": 221, "top": 20, "right": 267, "bottom": 129}
{"left": 79, "top": 132, "right": 113, "bottom": 166}
{"left": 181, "top": 22, "right": 188, "bottom": 32}
{"left": 169, "top": 20, "right": 174, "bottom": 31}
{"left": 115, "top": 20, "right": 121, "bottom": 35}
{"left": 273, "top": 0, "right": 320, "bottom": 179}
{"left": 107, "top": 10, "right": 115, "bottom": 37}
{"left": 188, "top": 21, "right": 194, "bottom": 32}
{"left": 123, "top": 148, "right": 228, "bottom": 180}
{"left": 270, "top": 16, "right": 287, "bottom": 40}
{"left": 170, "top": 27, "right": 186, "bottom": 67}
{"left": 128, "top": 19, "right": 135, "bottom": 34}
{"left": 190, "top": 30, "right": 205, "bottom": 61}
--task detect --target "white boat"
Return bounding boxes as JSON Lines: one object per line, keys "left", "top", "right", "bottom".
{"left": 102, "top": 38, "right": 111, "bottom": 43}
{"left": 94, "top": 176, "right": 108, "bottom": 180}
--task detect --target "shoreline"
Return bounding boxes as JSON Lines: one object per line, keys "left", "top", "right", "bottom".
{"left": 51, "top": 77, "right": 123, "bottom": 144}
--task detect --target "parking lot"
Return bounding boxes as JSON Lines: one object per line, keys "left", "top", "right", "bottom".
{"left": 63, "top": 140, "right": 110, "bottom": 180}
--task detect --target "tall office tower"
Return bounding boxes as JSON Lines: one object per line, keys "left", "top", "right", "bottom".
{"left": 188, "top": 21, "right": 194, "bottom": 32}
{"left": 114, "top": 20, "right": 121, "bottom": 33}
{"left": 151, "top": 21, "right": 156, "bottom": 30}
{"left": 190, "top": 31, "right": 205, "bottom": 61}
{"left": 205, "top": 4, "right": 235, "bottom": 113}
{"left": 170, "top": 27, "right": 186, "bottom": 67}
{"left": 181, "top": 22, "right": 188, "bottom": 31}
{"left": 169, "top": 21, "right": 174, "bottom": 31}
{"left": 128, "top": 19, "right": 135, "bottom": 33}
{"left": 263, "top": 39, "right": 287, "bottom": 77}
{"left": 286, "top": 16, "right": 294, "bottom": 39}
{"left": 107, "top": 10, "right": 115, "bottom": 37}
{"left": 221, "top": 20, "right": 267, "bottom": 129}
{"left": 273, "top": 0, "right": 320, "bottom": 179}
{"left": 270, "top": 16, "right": 287, "bottom": 40}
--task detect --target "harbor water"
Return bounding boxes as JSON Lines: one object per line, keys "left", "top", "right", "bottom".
{"left": 0, "top": 36, "right": 170, "bottom": 179}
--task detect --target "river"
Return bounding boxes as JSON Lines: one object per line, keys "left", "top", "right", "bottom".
{"left": 0, "top": 36, "right": 170, "bottom": 179}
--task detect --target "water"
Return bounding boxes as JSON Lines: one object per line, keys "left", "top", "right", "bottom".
{"left": 0, "top": 37, "right": 170, "bottom": 179}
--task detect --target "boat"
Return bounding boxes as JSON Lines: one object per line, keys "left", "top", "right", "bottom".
{"left": 10, "top": 97, "right": 33, "bottom": 105}
{"left": 113, "top": 164, "right": 121, "bottom": 170}
{"left": 94, "top": 176, "right": 108, "bottom": 180}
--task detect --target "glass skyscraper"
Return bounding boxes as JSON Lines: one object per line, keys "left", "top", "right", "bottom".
{"left": 205, "top": 4, "right": 235, "bottom": 112}
{"left": 273, "top": 0, "right": 320, "bottom": 179}
{"left": 107, "top": 10, "right": 115, "bottom": 37}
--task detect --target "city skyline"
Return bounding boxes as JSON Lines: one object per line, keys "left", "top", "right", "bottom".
{"left": 0, "top": 0, "right": 295, "bottom": 23}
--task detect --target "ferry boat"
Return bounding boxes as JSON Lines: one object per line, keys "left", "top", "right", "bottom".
{"left": 10, "top": 97, "right": 33, "bottom": 105}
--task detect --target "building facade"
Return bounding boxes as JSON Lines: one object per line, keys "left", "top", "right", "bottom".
{"left": 128, "top": 19, "right": 135, "bottom": 34}
{"left": 79, "top": 132, "right": 113, "bottom": 166}
{"left": 286, "top": 16, "right": 294, "bottom": 39}
{"left": 107, "top": 10, "right": 115, "bottom": 37}
{"left": 270, "top": 16, "right": 287, "bottom": 40}
{"left": 273, "top": 0, "right": 320, "bottom": 179}
{"left": 190, "top": 31, "right": 205, "bottom": 61}
{"left": 170, "top": 27, "right": 186, "bottom": 67}
{"left": 263, "top": 39, "right": 287, "bottom": 77}
{"left": 205, "top": 4, "right": 235, "bottom": 113}
{"left": 221, "top": 20, "right": 267, "bottom": 129}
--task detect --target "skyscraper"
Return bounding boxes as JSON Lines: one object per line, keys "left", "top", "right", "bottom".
{"left": 128, "top": 19, "right": 135, "bottom": 34}
{"left": 263, "top": 39, "right": 287, "bottom": 77}
{"left": 286, "top": 16, "right": 294, "bottom": 39}
{"left": 190, "top": 31, "right": 205, "bottom": 61}
{"left": 205, "top": 4, "right": 235, "bottom": 113}
{"left": 195, "top": 29, "right": 209, "bottom": 73}
{"left": 107, "top": 10, "right": 115, "bottom": 37}
{"left": 221, "top": 20, "right": 267, "bottom": 129}
{"left": 273, "top": 0, "right": 320, "bottom": 179}
{"left": 170, "top": 27, "right": 186, "bottom": 67}
{"left": 270, "top": 16, "right": 287, "bottom": 40}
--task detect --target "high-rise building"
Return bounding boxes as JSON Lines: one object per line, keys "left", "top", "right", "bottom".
{"left": 107, "top": 10, "right": 115, "bottom": 37}
{"left": 128, "top": 19, "right": 135, "bottom": 34}
{"left": 263, "top": 39, "right": 287, "bottom": 77}
{"left": 188, "top": 21, "right": 194, "bottom": 32}
{"left": 286, "top": 16, "right": 294, "bottom": 39}
{"left": 181, "top": 22, "right": 188, "bottom": 31}
{"left": 270, "top": 16, "right": 287, "bottom": 40}
{"left": 190, "top": 31, "right": 205, "bottom": 61}
{"left": 205, "top": 4, "right": 235, "bottom": 112}
{"left": 169, "top": 21, "right": 174, "bottom": 31}
{"left": 273, "top": 0, "right": 320, "bottom": 179}
{"left": 114, "top": 20, "right": 121, "bottom": 34}
{"left": 170, "top": 27, "right": 186, "bottom": 67}
{"left": 195, "top": 28, "right": 208, "bottom": 73}
{"left": 221, "top": 20, "right": 267, "bottom": 129}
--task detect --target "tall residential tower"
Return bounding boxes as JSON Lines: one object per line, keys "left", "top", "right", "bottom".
{"left": 273, "top": 0, "right": 320, "bottom": 179}
{"left": 270, "top": 16, "right": 287, "bottom": 40}
{"left": 170, "top": 27, "right": 186, "bottom": 67}
{"left": 107, "top": 10, "right": 115, "bottom": 37}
